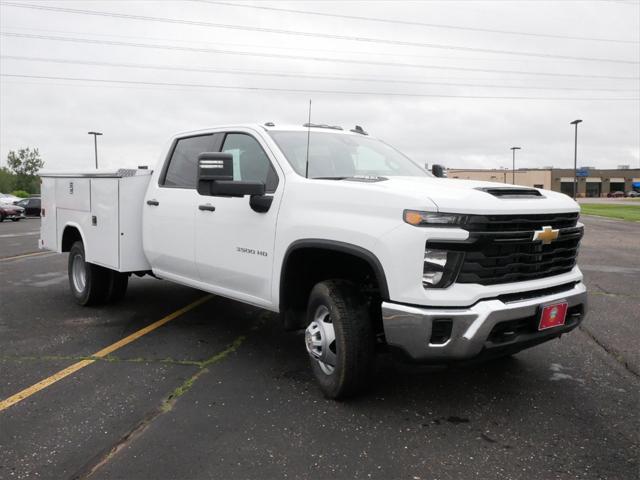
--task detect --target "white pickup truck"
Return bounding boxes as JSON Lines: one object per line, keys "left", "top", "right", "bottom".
{"left": 40, "top": 123, "right": 587, "bottom": 398}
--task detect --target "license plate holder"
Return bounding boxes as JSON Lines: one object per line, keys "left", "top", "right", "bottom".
{"left": 538, "top": 301, "right": 568, "bottom": 331}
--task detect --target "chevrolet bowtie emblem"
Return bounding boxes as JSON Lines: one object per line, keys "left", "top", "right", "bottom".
{"left": 533, "top": 226, "right": 559, "bottom": 244}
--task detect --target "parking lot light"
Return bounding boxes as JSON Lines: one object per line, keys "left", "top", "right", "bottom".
{"left": 570, "top": 120, "right": 583, "bottom": 200}
{"left": 88, "top": 131, "right": 103, "bottom": 169}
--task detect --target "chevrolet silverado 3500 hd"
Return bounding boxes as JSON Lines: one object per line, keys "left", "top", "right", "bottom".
{"left": 40, "top": 123, "right": 587, "bottom": 398}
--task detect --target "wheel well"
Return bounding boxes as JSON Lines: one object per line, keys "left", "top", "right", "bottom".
{"left": 279, "top": 242, "right": 388, "bottom": 331}
{"left": 61, "top": 226, "right": 82, "bottom": 252}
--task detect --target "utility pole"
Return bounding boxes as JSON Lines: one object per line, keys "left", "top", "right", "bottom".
{"left": 88, "top": 131, "right": 103, "bottom": 169}
{"left": 510, "top": 147, "right": 521, "bottom": 185}
{"left": 570, "top": 120, "right": 582, "bottom": 200}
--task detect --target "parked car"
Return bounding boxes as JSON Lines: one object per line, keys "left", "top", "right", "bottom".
{"left": 607, "top": 191, "right": 625, "bottom": 198}
{"left": 0, "top": 193, "right": 21, "bottom": 205}
{"left": 0, "top": 204, "right": 25, "bottom": 222}
{"left": 626, "top": 191, "right": 640, "bottom": 198}
{"left": 39, "top": 123, "right": 587, "bottom": 399}
{"left": 15, "top": 197, "right": 41, "bottom": 216}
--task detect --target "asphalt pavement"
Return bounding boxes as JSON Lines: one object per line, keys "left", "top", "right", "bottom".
{"left": 0, "top": 216, "right": 638, "bottom": 480}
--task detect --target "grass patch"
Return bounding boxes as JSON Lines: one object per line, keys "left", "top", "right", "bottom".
{"left": 581, "top": 204, "right": 640, "bottom": 222}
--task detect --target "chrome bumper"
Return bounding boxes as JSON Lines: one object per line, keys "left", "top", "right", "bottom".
{"left": 382, "top": 283, "right": 587, "bottom": 362}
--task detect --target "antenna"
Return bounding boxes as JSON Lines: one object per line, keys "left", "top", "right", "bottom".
{"left": 305, "top": 99, "right": 312, "bottom": 178}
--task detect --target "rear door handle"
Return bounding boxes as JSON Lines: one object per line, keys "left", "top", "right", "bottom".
{"left": 198, "top": 204, "right": 216, "bottom": 212}
{"left": 146, "top": 199, "right": 159, "bottom": 206}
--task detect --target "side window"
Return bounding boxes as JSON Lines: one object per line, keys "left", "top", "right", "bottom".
{"left": 163, "top": 134, "right": 213, "bottom": 188}
{"left": 221, "top": 133, "right": 279, "bottom": 193}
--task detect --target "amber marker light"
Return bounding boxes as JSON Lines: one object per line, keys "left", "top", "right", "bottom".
{"left": 404, "top": 210, "right": 423, "bottom": 225}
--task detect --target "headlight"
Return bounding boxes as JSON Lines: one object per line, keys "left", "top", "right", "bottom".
{"left": 423, "top": 248, "right": 464, "bottom": 288}
{"left": 404, "top": 210, "right": 468, "bottom": 227}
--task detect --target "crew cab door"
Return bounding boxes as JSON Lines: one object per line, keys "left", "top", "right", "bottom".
{"left": 143, "top": 133, "right": 219, "bottom": 282}
{"left": 195, "top": 131, "right": 282, "bottom": 307}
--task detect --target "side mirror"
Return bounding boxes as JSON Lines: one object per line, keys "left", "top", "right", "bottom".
{"left": 431, "top": 164, "right": 447, "bottom": 178}
{"left": 197, "top": 152, "right": 266, "bottom": 197}
{"left": 197, "top": 152, "right": 234, "bottom": 182}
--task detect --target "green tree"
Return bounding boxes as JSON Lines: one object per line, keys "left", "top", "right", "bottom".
{"left": 0, "top": 166, "right": 16, "bottom": 193}
{"left": 6, "top": 148, "right": 44, "bottom": 193}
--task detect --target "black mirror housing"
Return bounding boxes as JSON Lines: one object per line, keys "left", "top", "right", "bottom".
{"left": 197, "top": 152, "right": 267, "bottom": 197}
{"left": 208, "top": 180, "right": 266, "bottom": 197}
{"left": 431, "top": 164, "right": 447, "bottom": 178}
{"left": 197, "top": 152, "right": 234, "bottom": 182}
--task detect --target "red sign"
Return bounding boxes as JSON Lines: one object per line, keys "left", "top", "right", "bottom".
{"left": 539, "top": 302, "right": 568, "bottom": 330}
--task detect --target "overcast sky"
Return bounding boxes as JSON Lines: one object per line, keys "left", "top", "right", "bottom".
{"left": 0, "top": 0, "right": 638, "bottom": 173}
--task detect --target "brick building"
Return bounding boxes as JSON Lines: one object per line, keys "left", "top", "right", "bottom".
{"left": 447, "top": 167, "right": 640, "bottom": 197}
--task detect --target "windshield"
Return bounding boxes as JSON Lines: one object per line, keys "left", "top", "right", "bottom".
{"left": 269, "top": 131, "right": 429, "bottom": 179}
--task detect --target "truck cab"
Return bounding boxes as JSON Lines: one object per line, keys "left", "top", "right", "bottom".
{"left": 40, "top": 123, "right": 587, "bottom": 398}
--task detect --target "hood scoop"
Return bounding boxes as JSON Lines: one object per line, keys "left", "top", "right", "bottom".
{"left": 476, "top": 187, "right": 544, "bottom": 199}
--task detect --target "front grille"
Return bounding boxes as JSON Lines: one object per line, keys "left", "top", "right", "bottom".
{"left": 427, "top": 212, "right": 582, "bottom": 286}
{"left": 465, "top": 212, "right": 579, "bottom": 232}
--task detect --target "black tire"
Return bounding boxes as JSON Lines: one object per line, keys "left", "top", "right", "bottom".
{"left": 68, "top": 241, "right": 109, "bottom": 306}
{"left": 11, "top": 218, "right": 20, "bottom": 222}
{"left": 305, "top": 280, "right": 376, "bottom": 399}
{"left": 0, "top": 213, "right": 4, "bottom": 222}
{"left": 105, "top": 271, "right": 129, "bottom": 303}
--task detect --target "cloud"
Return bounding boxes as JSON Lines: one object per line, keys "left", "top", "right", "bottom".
{"left": 1, "top": 0, "right": 638, "bottom": 171}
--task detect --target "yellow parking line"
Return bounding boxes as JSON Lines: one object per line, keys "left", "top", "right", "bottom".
{"left": 0, "top": 294, "right": 213, "bottom": 412}
{"left": 0, "top": 251, "right": 53, "bottom": 262}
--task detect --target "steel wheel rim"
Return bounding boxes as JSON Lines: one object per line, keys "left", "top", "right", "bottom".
{"left": 305, "top": 304, "right": 337, "bottom": 375}
{"left": 71, "top": 253, "right": 87, "bottom": 293}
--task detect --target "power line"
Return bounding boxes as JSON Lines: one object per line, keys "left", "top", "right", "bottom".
{"left": 1, "top": 2, "right": 638, "bottom": 65}
{"left": 3, "top": 73, "right": 638, "bottom": 100}
{"left": 8, "top": 24, "right": 599, "bottom": 65}
{"left": 2, "top": 31, "right": 638, "bottom": 81}
{"left": 3, "top": 55, "right": 638, "bottom": 92}
{"left": 200, "top": 0, "right": 640, "bottom": 45}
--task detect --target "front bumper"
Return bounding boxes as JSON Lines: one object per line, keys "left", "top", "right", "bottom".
{"left": 382, "top": 282, "right": 587, "bottom": 363}
{"left": 3, "top": 212, "right": 25, "bottom": 219}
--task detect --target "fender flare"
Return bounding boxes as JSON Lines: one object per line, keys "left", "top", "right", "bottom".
{"left": 280, "top": 239, "right": 390, "bottom": 301}
{"left": 59, "top": 222, "right": 87, "bottom": 253}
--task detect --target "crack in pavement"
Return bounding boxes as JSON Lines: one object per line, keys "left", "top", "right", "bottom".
{"left": 578, "top": 325, "right": 639, "bottom": 378}
{"left": 589, "top": 289, "right": 640, "bottom": 301}
{"left": 73, "top": 333, "right": 250, "bottom": 480}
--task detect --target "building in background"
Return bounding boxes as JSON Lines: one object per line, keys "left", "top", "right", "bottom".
{"left": 447, "top": 167, "right": 640, "bottom": 198}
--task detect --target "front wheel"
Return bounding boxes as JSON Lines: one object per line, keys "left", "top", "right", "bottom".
{"left": 68, "top": 241, "right": 109, "bottom": 306}
{"left": 305, "top": 280, "right": 375, "bottom": 399}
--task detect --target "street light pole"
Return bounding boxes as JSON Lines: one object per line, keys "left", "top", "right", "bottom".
{"left": 570, "top": 120, "right": 582, "bottom": 200}
{"left": 88, "top": 131, "right": 103, "bottom": 169}
{"left": 510, "top": 147, "right": 521, "bottom": 184}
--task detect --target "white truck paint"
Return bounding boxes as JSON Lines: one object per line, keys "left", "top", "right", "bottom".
{"left": 40, "top": 123, "right": 587, "bottom": 398}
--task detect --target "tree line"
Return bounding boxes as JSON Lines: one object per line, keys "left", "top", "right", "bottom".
{"left": 0, "top": 148, "right": 44, "bottom": 197}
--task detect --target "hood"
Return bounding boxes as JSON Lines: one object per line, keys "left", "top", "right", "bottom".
{"left": 367, "top": 176, "right": 580, "bottom": 215}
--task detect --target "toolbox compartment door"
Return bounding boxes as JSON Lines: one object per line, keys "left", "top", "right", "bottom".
{"left": 86, "top": 178, "right": 120, "bottom": 269}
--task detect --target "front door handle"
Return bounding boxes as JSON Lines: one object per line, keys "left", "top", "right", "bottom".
{"left": 198, "top": 204, "right": 216, "bottom": 212}
{"left": 146, "top": 199, "right": 159, "bottom": 206}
